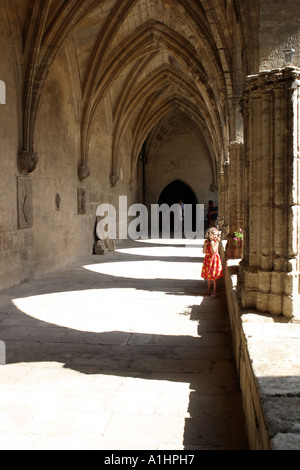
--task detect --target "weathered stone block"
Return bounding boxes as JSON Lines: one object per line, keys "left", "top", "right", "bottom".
{"left": 283, "top": 273, "right": 296, "bottom": 296}
{"left": 256, "top": 292, "right": 269, "bottom": 312}
{"left": 268, "top": 294, "right": 283, "bottom": 315}
{"left": 258, "top": 270, "right": 271, "bottom": 293}
{"left": 283, "top": 295, "right": 298, "bottom": 319}
{"left": 244, "top": 270, "right": 258, "bottom": 290}
{"left": 241, "top": 290, "right": 257, "bottom": 310}
{"left": 271, "top": 272, "right": 283, "bottom": 295}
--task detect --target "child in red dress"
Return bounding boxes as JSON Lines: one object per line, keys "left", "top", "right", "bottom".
{"left": 201, "top": 227, "right": 223, "bottom": 297}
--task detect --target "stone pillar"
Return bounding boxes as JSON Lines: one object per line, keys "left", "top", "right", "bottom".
{"left": 225, "top": 142, "right": 244, "bottom": 258}
{"left": 228, "top": 141, "right": 244, "bottom": 236}
{"left": 238, "top": 68, "right": 300, "bottom": 318}
{"left": 223, "top": 161, "right": 229, "bottom": 230}
{"left": 218, "top": 164, "right": 227, "bottom": 237}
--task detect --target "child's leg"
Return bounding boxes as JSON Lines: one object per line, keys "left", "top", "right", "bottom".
{"left": 211, "top": 280, "right": 217, "bottom": 297}
{"left": 204, "top": 280, "right": 211, "bottom": 294}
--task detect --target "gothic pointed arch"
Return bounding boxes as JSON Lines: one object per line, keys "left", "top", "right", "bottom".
{"left": 4, "top": 0, "right": 247, "bottom": 181}
{"left": 77, "top": 0, "right": 245, "bottom": 183}
{"left": 158, "top": 178, "right": 198, "bottom": 206}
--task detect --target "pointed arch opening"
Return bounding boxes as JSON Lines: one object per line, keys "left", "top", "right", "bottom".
{"left": 157, "top": 179, "right": 198, "bottom": 234}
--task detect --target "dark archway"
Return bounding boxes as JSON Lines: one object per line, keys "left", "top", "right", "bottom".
{"left": 158, "top": 180, "right": 198, "bottom": 234}
{"left": 158, "top": 180, "right": 197, "bottom": 207}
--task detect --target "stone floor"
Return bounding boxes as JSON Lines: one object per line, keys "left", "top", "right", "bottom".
{"left": 0, "top": 239, "right": 249, "bottom": 450}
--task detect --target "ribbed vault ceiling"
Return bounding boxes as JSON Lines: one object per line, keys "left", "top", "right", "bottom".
{"left": 4, "top": 0, "right": 253, "bottom": 184}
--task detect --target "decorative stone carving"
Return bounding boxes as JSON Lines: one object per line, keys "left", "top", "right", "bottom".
{"left": 17, "top": 176, "right": 33, "bottom": 229}
{"left": 55, "top": 193, "right": 61, "bottom": 211}
{"left": 95, "top": 239, "right": 108, "bottom": 255}
{"left": 18, "top": 150, "right": 38, "bottom": 174}
{"left": 110, "top": 172, "right": 119, "bottom": 187}
{"left": 78, "top": 165, "right": 90, "bottom": 181}
{"left": 94, "top": 216, "right": 116, "bottom": 255}
{"left": 103, "top": 237, "right": 116, "bottom": 252}
{"left": 77, "top": 188, "right": 86, "bottom": 215}
{"left": 129, "top": 179, "right": 137, "bottom": 191}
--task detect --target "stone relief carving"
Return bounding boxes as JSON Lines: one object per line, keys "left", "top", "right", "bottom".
{"left": 129, "top": 179, "right": 137, "bottom": 191}
{"left": 55, "top": 193, "right": 61, "bottom": 211}
{"left": 78, "top": 165, "right": 90, "bottom": 181}
{"left": 17, "top": 176, "right": 33, "bottom": 229}
{"left": 18, "top": 150, "right": 38, "bottom": 175}
{"left": 94, "top": 215, "right": 115, "bottom": 255}
{"left": 77, "top": 188, "right": 86, "bottom": 215}
{"left": 110, "top": 172, "right": 119, "bottom": 187}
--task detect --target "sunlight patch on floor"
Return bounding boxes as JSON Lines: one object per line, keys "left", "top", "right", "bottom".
{"left": 135, "top": 238, "right": 204, "bottom": 245}
{"left": 83, "top": 259, "right": 201, "bottom": 280}
{"left": 116, "top": 245, "right": 202, "bottom": 259}
{"left": 12, "top": 287, "right": 200, "bottom": 336}
{"left": 0, "top": 362, "right": 191, "bottom": 450}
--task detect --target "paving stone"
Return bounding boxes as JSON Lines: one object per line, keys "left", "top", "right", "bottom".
{"left": 0, "top": 239, "right": 248, "bottom": 450}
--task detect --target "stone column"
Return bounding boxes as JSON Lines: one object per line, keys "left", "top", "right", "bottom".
{"left": 218, "top": 164, "right": 228, "bottom": 237}
{"left": 238, "top": 68, "right": 300, "bottom": 318}
{"left": 228, "top": 141, "right": 244, "bottom": 235}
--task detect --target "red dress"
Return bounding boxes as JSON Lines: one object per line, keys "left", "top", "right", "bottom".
{"left": 201, "top": 242, "right": 223, "bottom": 280}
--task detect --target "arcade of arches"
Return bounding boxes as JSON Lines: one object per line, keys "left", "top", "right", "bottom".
{"left": 1, "top": 2, "right": 300, "bottom": 316}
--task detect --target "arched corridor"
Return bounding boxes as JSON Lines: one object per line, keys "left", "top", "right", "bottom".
{"left": 1, "top": 0, "right": 300, "bottom": 451}
{"left": 0, "top": 239, "right": 248, "bottom": 450}
{"left": 2, "top": 0, "right": 300, "bottom": 318}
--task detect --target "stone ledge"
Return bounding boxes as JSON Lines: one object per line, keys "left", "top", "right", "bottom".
{"left": 271, "top": 433, "right": 300, "bottom": 450}
{"left": 220, "top": 242, "right": 300, "bottom": 450}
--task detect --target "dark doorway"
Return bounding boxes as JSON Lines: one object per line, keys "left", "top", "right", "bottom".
{"left": 157, "top": 180, "right": 198, "bottom": 235}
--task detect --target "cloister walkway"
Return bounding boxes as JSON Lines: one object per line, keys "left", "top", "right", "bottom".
{"left": 0, "top": 238, "right": 248, "bottom": 450}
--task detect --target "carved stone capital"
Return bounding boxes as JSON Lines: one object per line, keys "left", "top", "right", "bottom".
{"left": 78, "top": 165, "right": 90, "bottom": 181}
{"left": 129, "top": 179, "right": 137, "bottom": 191}
{"left": 18, "top": 150, "right": 38, "bottom": 174}
{"left": 110, "top": 172, "right": 119, "bottom": 187}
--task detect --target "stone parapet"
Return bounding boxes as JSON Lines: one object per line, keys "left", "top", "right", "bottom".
{"left": 221, "top": 242, "right": 300, "bottom": 450}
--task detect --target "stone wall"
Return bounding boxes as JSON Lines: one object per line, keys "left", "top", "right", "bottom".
{"left": 260, "top": 0, "right": 300, "bottom": 71}
{"left": 145, "top": 119, "right": 217, "bottom": 209}
{"left": 0, "top": 14, "right": 31, "bottom": 288}
{"left": 0, "top": 20, "right": 136, "bottom": 291}
{"left": 222, "top": 252, "right": 271, "bottom": 450}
